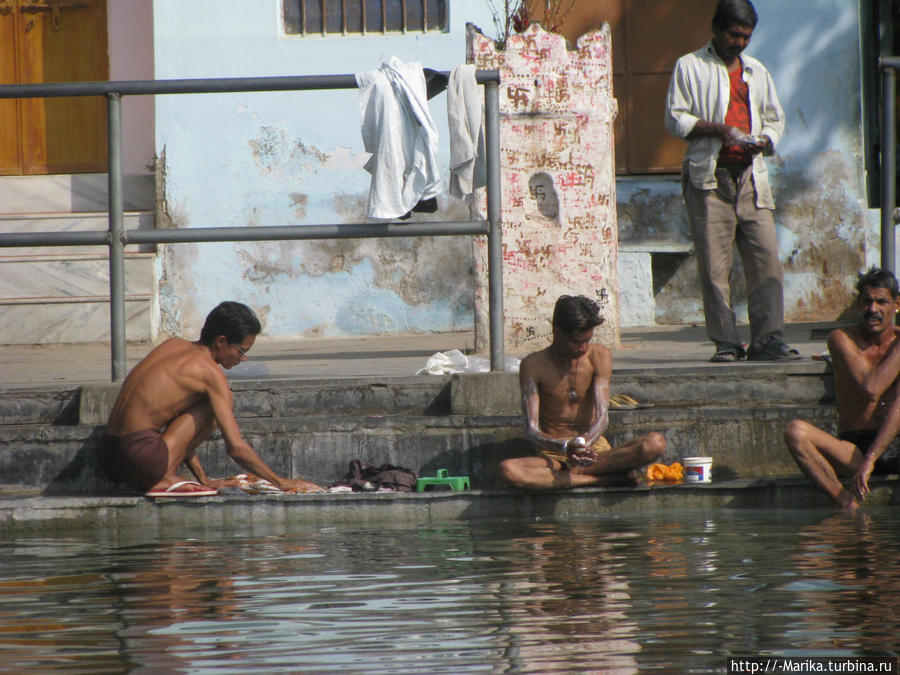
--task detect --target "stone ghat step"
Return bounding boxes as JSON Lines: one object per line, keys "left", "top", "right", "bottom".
{"left": 0, "top": 363, "right": 835, "bottom": 427}
{"left": 451, "top": 365, "right": 834, "bottom": 415}
{"left": 3, "top": 478, "right": 899, "bottom": 536}
{"left": 0, "top": 405, "right": 837, "bottom": 494}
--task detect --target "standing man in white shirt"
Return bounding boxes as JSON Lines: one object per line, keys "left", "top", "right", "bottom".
{"left": 665, "top": 0, "right": 799, "bottom": 363}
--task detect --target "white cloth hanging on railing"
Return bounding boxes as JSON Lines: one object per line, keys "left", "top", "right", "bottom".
{"left": 447, "top": 64, "right": 485, "bottom": 200}
{"left": 356, "top": 57, "right": 441, "bottom": 219}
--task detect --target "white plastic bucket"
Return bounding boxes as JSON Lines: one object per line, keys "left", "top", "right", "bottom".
{"left": 683, "top": 457, "right": 713, "bottom": 483}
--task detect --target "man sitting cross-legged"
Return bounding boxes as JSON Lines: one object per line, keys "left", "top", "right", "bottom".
{"left": 499, "top": 295, "right": 666, "bottom": 490}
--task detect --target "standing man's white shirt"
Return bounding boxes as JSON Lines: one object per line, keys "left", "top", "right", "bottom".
{"left": 665, "top": 41, "right": 784, "bottom": 209}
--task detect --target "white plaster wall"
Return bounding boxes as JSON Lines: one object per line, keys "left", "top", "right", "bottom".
{"left": 153, "top": 1, "right": 496, "bottom": 338}
{"left": 109, "top": 0, "right": 155, "bottom": 176}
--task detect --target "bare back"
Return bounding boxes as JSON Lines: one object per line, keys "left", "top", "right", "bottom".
{"left": 830, "top": 325, "right": 900, "bottom": 432}
{"left": 520, "top": 343, "right": 611, "bottom": 439}
{"left": 105, "top": 338, "right": 225, "bottom": 434}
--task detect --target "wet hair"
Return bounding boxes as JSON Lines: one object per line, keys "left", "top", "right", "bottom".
{"left": 552, "top": 295, "right": 604, "bottom": 335}
{"left": 856, "top": 267, "right": 900, "bottom": 299}
{"left": 712, "top": 0, "right": 758, "bottom": 30}
{"left": 198, "top": 301, "right": 261, "bottom": 346}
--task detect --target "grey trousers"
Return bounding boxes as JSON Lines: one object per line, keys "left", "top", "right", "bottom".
{"left": 682, "top": 164, "right": 785, "bottom": 350}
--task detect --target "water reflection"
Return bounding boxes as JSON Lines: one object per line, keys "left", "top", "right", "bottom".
{"left": 0, "top": 509, "right": 897, "bottom": 673}
{"left": 788, "top": 513, "right": 900, "bottom": 654}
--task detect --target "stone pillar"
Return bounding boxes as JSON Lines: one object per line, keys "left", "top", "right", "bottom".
{"left": 468, "top": 23, "right": 619, "bottom": 352}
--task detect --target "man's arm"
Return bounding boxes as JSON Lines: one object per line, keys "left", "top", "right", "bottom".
{"left": 853, "top": 386, "right": 900, "bottom": 500}
{"left": 828, "top": 328, "right": 900, "bottom": 402}
{"left": 756, "top": 68, "right": 784, "bottom": 152}
{"left": 519, "top": 355, "right": 568, "bottom": 455}
{"left": 203, "top": 367, "right": 323, "bottom": 492}
{"left": 580, "top": 346, "right": 612, "bottom": 447}
{"left": 665, "top": 57, "right": 703, "bottom": 140}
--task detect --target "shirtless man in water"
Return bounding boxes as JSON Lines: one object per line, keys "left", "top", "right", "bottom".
{"left": 785, "top": 267, "right": 900, "bottom": 511}
{"left": 498, "top": 295, "right": 666, "bottom": 490}
{"left": 99, "top": 301, "right": 323, "bottom": 496}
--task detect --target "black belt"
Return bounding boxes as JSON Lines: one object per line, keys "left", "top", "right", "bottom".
{"left": 719, "top": 163, "right": 751, "bottom": 182}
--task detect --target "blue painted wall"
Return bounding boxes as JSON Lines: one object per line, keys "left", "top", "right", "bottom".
{"left": 153, "top": 1, "right": 496, "bottom": 337}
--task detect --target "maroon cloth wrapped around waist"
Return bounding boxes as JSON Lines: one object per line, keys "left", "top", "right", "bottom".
{"left": 97, "top": 429, "right": 168, "bottom": 490}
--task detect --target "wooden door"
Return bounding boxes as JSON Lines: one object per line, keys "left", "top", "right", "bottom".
{"left": 0, "top": 0, "right": 108, "bottom": 175}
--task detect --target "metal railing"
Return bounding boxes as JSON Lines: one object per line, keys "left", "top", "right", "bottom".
{"left": 881, "top": 58, "right": 899, "bottom": 275}
{"left": 0, "top": 71, "right": 504, "bottom": 381}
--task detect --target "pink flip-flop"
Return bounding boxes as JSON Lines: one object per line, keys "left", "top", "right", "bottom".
{"left": 145, "top": 480, "right": 218, "bottom": 498}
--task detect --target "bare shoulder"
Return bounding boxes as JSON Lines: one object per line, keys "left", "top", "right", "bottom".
{"left": 588, "top": 343, "right": 612, "bottom": 376}
{"left": 520, "top": 348, "right": 552, "bottom": 380}
{"left": 141, "top": 338, "right": 222, "bottom": 389}
{"left": 827, "top": 326, "right": 861, "bottom": 356}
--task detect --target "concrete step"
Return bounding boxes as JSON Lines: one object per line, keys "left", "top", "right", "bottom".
{"left": 450, "top": 363, "right": 834, "bottom": 414}
{"left": 0, "top": 252, "right": 156, "bottom": 299}
{"left": 0, "top": 295, "right": 154, "bottom": 345}
{"left": 1, "top": 377, "right": 454, "bottom": 426}
{"left": 0, "top": 174, "right": 154, "bottom": 213}
{"left": 76, "top": 376, "right": 455, "bottom": 426}
{"left": 5, "top": 478, "right": 900, "bottom": 536}
{"left": 0, "top": 208, "right": 158, "bottom": 345}
{"left": 0, "top": 404, "right": 837, "bottom": 494}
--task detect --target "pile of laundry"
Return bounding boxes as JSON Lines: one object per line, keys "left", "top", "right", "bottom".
{"left": 356, "top": 57, "right": 485, "bottom": 220}
{"left": 224, "top": 461, "right": 419, "bottom": 495}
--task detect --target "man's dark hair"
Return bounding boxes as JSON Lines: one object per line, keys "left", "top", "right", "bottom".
{"left": 712, "top": 0, "right": 758, "bottom": 30}
{"left": 199, "top": 301, "right": 261, "bottom": 346}
{"left": 552, "top": 295, "right": 604, "bottom": 335}
{"left": 856, "top": 267, "right": 900, "bottom": 299}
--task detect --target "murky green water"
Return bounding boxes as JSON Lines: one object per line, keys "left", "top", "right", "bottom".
{"left": 1, "top": 508, "right": 898, "bottom": 673}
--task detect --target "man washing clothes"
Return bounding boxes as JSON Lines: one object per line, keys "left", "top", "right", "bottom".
{"left": 98, "top": 301, "right": 323, "bottom": 497}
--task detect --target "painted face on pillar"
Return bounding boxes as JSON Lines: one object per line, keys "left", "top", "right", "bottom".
{"left": 711, "top": 23, "right": 753, "bottom": 64}
{"left": 555, "top": 327, "right": 594, "bottom": 360}
{"left": 858, "top": 286, "right": 900, "bottom": 336}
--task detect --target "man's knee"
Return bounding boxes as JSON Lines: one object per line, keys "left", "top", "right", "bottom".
{"left": 641, "top": 432, "right": 666, "bottom": 461}
{"left": 498, "top": 458, "right": 522, "bottom": 487}
{"left": 784, "top": 419, "right": 812, "bottom": 455}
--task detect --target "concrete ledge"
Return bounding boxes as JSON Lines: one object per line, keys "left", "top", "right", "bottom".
{"left": 79, "top": 376, "right": 453, "bottom": 425}
{"left": 0, "top": 405, "right": 840, "bottom": 492}
{"left": 2, "top": 477, "right": 898, "bottom": 536}
{"left": 450, "top": 365, "right": 834, "bottom": 416}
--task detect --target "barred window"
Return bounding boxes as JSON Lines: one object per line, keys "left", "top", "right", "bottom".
{"left": 283, "top": 0, "right": 448, "bottom": 36}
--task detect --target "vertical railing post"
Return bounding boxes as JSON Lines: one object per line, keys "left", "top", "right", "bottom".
{"left": 484, "top": 77, "right": 505, "bottom": 371}
{"left": 107, "top": 92, "right": 127, "bottom": 381}
{"left": 882, "top": 65, "right": 897, "bottom": 276}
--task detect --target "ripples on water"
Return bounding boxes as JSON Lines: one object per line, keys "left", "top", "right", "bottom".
{"left": 0, "top": 508, "right": 898, "bottom": 673}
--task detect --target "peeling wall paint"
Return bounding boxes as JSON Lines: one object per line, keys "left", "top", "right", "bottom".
{"left": 153, "top": 0, "right": 496, "bottom": 339}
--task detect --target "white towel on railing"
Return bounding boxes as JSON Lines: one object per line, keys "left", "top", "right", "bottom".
{"left": 356, "top": 57, "right": 441, "bottom": 219}
{"left": 447, "top": 64, "right": 485, "bottom": 199}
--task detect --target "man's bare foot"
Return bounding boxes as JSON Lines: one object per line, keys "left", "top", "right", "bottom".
{"left": 837, "top": 491, "right": 861, "bottom": 514}
{"left": 592, "top": 471, "right": 639, "bottom": 488}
